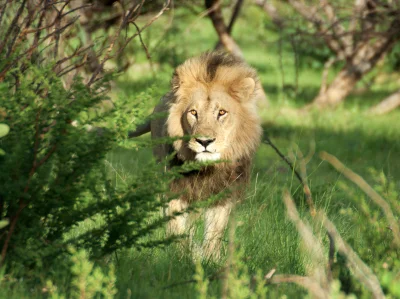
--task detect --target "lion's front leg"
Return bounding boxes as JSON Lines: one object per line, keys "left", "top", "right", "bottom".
{"left": 166, "top": 199, "right": 202, "bottom": 258}
{"left": 203, "top": 202, "right": 232, "bottom": 261}
{"left": 166, "top": 199, "right": 189, "bottom": 236}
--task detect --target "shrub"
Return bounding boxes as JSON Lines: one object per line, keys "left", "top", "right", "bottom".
{"left": 0, "top": 0, "right": 176, "bottom": 290}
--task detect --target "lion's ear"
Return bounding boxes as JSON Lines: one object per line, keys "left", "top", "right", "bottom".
{"left": 171, "top": 71, "right": 181, "bottom": 92}
{"left": 231, "top": 77, "right": 255, "bottom": 102}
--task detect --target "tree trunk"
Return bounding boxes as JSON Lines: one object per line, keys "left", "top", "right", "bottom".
{"left": 205, "top": 0, "right": 244, "bottom": 58}
{"left": 312, "top": 34, "right": 399, "bottom": 107}
{"left": 313, "top": 66, "right": 360, "bottom": 107}
{"left": 205, "top": 0, "right": 268, "bottom": 108}
{"left": 369, "top": 90, "right": 400, "bottom": 115}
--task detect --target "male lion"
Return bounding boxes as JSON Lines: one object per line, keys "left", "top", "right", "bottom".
{"left": 131, "top": 52, "right": 262, "bottom": 260}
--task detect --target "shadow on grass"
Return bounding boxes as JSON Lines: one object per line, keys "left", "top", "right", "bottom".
{"left": 261, "top": 83, "right": 398, "bottom": 109}
{"left": 109, "top": 119, "right": 399, "bottom": 299}
{"left": 261, "top": 120, "right": 400, "bottom": 182}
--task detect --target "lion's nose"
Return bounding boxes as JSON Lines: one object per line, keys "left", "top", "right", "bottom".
{"left": 195, "top": 138, "right": 215, "bottom": 148}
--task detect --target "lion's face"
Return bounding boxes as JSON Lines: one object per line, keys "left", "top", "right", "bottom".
{"left": 183, "top": 88, "right": 243, "bottom": 162}
{"left": 167, "top": 75, "right": 261, "bottom": 163}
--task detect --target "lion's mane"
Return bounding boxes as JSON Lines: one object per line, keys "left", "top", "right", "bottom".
{"left": 151, "top": 52, "right": 262, "bottom": 203}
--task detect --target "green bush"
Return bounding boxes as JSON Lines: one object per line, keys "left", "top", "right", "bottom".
{"left": 0, "top": 2, "right": 178, "bottom": 289}
{"left": 0, "top": 55, "right": 178, "bottom": 279}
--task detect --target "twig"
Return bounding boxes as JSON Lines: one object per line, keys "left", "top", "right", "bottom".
{"left": 319, "top": 0, "right": 352, "bottom": 55}
{"left": 87, "top": 0, "right": 171, "bottom": 86}
{"left": 0, "top": 15, "right": 80, "bottom": 82}
{"left": 131, "top": 21, "right": 155, "bottom": 77}
{"left": 263, "top": 136, "right": 303, "bottom": 188}
{"left": 222, "top": 210, "right": 236, "bottom": 299}
{"left": 133, "top": 0, "right": 170, "bottom": 33}
{"left": 227, "top": 0, "right": 243, "bottom": 34}
{"left": 0, "top": 102, "right": 59, "bottom": 265}
{"left": 0, "top": 0, "right": 27, "bottom": 55}
{"left": 282, "top": 191, "right": 328, "bottom": 291}
{"left": 287, "top": 0, "right": 345, "bottom": 56}
{"left": 318, "top": 57, "right": 338, "bottom": 95}
{"left": 317, "top": 211, "right": 385, "bottom": 299}
{"left": 327, "top": 231, "right": 335, "bottom": 284}
{"left": 206, "top": 0, "right": 244, "bottom": 57}
{"left": 0, "top": 202, "right": 27, "bottom": 266}
{"left": 86, "top": 8, "right": 128, "bottom": 86}
{"left": 295, "top": 145, "right": 316, "bottom": 216}
{"left": 254, "top": 0, "right": 284, "bottom": 27}
{"left": 52, "top": 1, "right": 71, "bottom": 59}
{"left": 184, "top": 1, "right": 221, "bottom": 34}
{"left": 53, "top": 44, "right": 93, "bottom": 71}
{"left": 0, "top": 1, "right": 8, "bottom": 26}
{"left": 269, "top": 274, "right": 328, "bottom": 299}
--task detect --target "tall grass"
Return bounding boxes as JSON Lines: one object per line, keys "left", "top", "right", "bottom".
{"left": 102, "top": 6, "right": 400, "bottom": 298}
{"left": 2, "top": 4, "right": 399, "bottom": 298}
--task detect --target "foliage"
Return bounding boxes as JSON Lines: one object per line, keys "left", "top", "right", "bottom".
{"left": 43, "top": 247, "right": 117, "bottom": 299}
{"left": 69, "top": 247, "right": 117, "bottom": 298}
{"left": 386, "top": 43, "right": 400, "bottom": 72}
{"left": 0, "top": 1, "right": 399, "bottom": 298}
{"left": 193, "top": 237, "right": 268, "bottom": 299}
{"left": 0, "top": 0, "right": 180, "bottom": 290}
{"left": 0, "top": 53, "right": 179, "bottom": 279}
{"left": 0, "top": 123, "right": 9, "bottom": 155}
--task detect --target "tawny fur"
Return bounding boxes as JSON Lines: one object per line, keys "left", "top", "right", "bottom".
{"left": 150, "top": 52, "right": 262, "bottom": 260}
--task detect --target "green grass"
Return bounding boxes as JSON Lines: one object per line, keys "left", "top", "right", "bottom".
{"left": 96, "top": 6, "right": 400, "bottom": 298}
{"left": 101, "top": 109, "right": 399, "bottom": 298}
{"left": 3, "top": 4, "right": 400, "bottom": 298}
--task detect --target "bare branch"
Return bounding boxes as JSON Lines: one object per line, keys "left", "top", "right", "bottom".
{"left": 269, "top": 274, "right": 328, "bottom": 299}
{"left": 254, "top": 0, "right": 284, "bottom": 27}
{"left": 282, "top": 190, "right": 328, "bottom": 292}
{"left": 87, "top": 0, "right": 171, "bottom": 86}
{"left": 263, "top": 137, "right": 303, "bottom": 187}
{"left": 131, "top": 21, "right": 154, "bottom": 76}
{"left": 318, "top": 57, "right": 338, "bottom": 95}
{"left": 369, "top": 90, "right": 400, "bottom": 115}
{"left": 205, "top": 0, "right": 243, "bottom": 57}
{"left": 0, "top": 0, "right": 27, "bottom": 55}
{"left": 327, "top": 232, "right": 335, "bottom": 284}
{"left": 0, "top": 0, "right": 8, "bottom": 26}
{"left": 319, "top": 0, "right": 353, "bottom": 55}
{"left": 349, "top": 0, "right": 367, "bottom": 33}
{"left": 317, "top": 212, "right": 385, "bottom": 299}
{"left": 287, "top": 0, "right": 345, "bottom": 56}
{"left": 294, "top": 145, "right": 316, "bottom": 216}
{"left": 288, "top": 0, "right": 323, "bottom": 26}
{"left": 227, "top": 0, "right": 243, "bottom": 34}
{"left": 320, "top": 151, "right": 400, "bottom": 247}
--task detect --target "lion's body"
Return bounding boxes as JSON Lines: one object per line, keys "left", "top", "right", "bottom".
{"left": 149, "top": 52, "right": 262, "bottom": 259}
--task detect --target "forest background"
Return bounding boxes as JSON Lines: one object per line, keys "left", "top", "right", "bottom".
{"left": 0, "top": 0, "right": 399, "bottom": 298}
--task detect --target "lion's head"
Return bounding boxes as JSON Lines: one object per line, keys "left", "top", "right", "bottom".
{"left": 165, "top": 52, "right": 262, "bottom": 164}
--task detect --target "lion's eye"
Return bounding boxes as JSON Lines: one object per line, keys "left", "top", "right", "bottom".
{"left": 218, "top": 110, "right": 227, "bottom": 116}
{"left": 189, "top": 109, "right": 197, "bottom": 116}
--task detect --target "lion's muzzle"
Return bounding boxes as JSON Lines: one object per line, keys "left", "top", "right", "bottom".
{"left": 195, "top": 137, "right": 215, "bottom": 149}
{"left": 190, "top": 137, "right": 221, "bottom": 162}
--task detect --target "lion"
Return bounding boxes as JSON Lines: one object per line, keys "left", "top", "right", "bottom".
{"left": 130, "top": 52, "right": 262, "bottom": 260}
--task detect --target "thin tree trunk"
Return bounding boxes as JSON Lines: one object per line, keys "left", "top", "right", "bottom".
{"left": 313, "top": 66, "right": 360, "bottom": 107}
{"left": 205, "top": 0, "right": 243, "bottom": 58}
{"left": 205, "top": 0, "right": 268, "bottom": 107}
{"left": 369, "top": 90, "right": 400, "bottom": 115}
{"left": 313, "top": 34, "right": 399, "bottom": 107}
